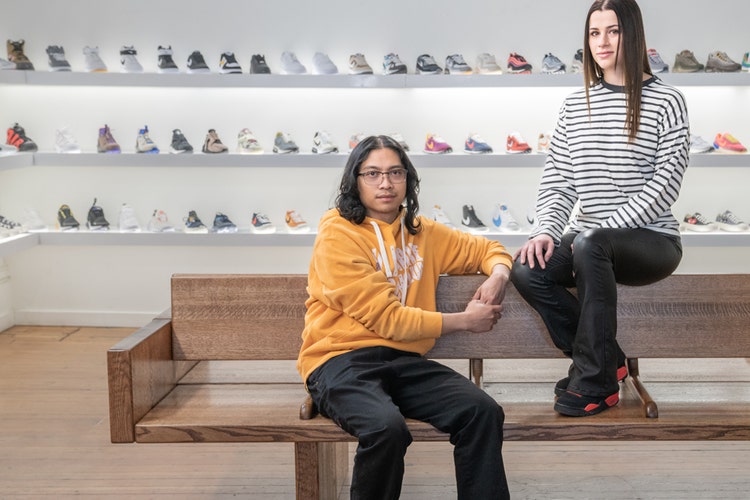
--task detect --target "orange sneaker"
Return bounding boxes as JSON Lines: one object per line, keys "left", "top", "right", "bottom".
{"left": 506, "top": 131, "right": 531, "bottom": 154}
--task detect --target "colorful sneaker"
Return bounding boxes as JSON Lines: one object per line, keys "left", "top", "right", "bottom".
{"left": 202, "top": 129, "right": 229, "bottom": 153}
{"left": 251, "top": 212, "right": 276, "bottom": 233}
{"left": 135, "top": 126, "right": 159, "bottom": 154}
{"left": 537, "top": 131, "right": 552, "bottom": 153}
{"left": 349, "top": 53, "right": 373, "bottom": 75}
{"left": 554, "top": 389, "right": 619, "bottom": 417}
{"left": 118, "top": 203, "right": 141, "bottom": 232}
{"left": 475, "top": 53, "right": 503, "bottom": 74}
{"left": 250, "top": 54, "right": 271, "bottom": 74}
{"left": 187, "top": 50, "right": 210, "bottom": 73}
{"left": 285, "top": 210, "right": 310, "bottom": 233}
{"left": 464, "top": 133, "right": 493, "bottom": 154}
{"left": 349, "top": 132, "right": 365, "bottom": 151}
{"left": 491, "top": 204, "right": 521, "bottom": 232}
{"left": 312, "top": 52, "right": 338, "bottom": 75}
{"left": 689, "top": 135, "right": 713, "bottom": 154}
{"left": 506, "top": 131, "right": 532, "bottom": 154}
{"left": 22, "top": 208, "right": 47, "bottom": 232}
{"left": 713, "top": 132, "right": 747, "bottom": 154}
{"left": 647, "top": 48, "right": 669, "bottom": 73}
{"left": 169, "top": 129, "right": 193, "bottom": 154}
{"left": 119, "top": 45, "right": 143, "bottom": 73}
{"left": 444, "top": 54, "right": 472, "bottom": 74}
{"left": 87, "top": 198, "right": 110, "bottom": 231}
{"left": 682, "top": 212, "right": 717, "bottom": 232}
{"left": 55, "top": 126, "right": 81, "bottom": 153}
{"left": 273, "top": 132, "right": 299, "bottom": 154}
{"left": 219, "top": 52, "right": 242, "bottom": 74}
{"left": 237, "top": 129, "right": 263, "bottom": 154}
{"left": 312, "top": 131, "right": 338, "bottom": 154}
{"left": 705, "top": 51, "right": 741, "bottom": 72}
{"left": 57, "top": 204, "right": 79, "bottom": 231}
{"left": 280, "top": 51, "right": 307, "bottom": 74}
{"left": 383, "top": 53, "right": 407, "bottom": 75}
{"left": 97, "top": 125, "right": 121, "bottom": 153}
{"left": 715, "top": 210, "right": 749, "bottom": 232}
{"left": 461, "top": 205, "right": 488, "bottom": 233}
{"left": 431, "top": 205, "right": 455, "bottom": 229}
{"left": 211, "top": 212, "right": 238, "bottom": 233}
{"left": 389, "top": 132, "right": 410, "bottom": 151}
{"left": 83, "top": 46, "right": 107, "bottom": 72}
{"left": 46, "top": 45, "right": 71, "bottom": 71}
{"left": 570, "top": 49, "right": 583, "bottom": 74}
{"left": 416, "top": 54, "right": 442, "bottom": 74}
{"left": 742, "top": 52, "right": 750, "bottom": 72}
{"left": 672, "top": 50, "right": 704, "bottom": 73}
{"left": 147, "top": 209, "right": 175, "bottom": 232}
{"left": 157, "top": 45, "right": 179, "bottom": 73}
{"left": 507, "top": 52, "right": 532, "bottom": 74}
{"left": 424, "top": 134, "right": 452, "bottom": 154}
{"left": 7, "top": 123, "right": 37, "bottom": 152}
{"left": 183, "top": 210, "right": 208, "bottom": 233}
{"left": 541, "top": 53, "right": 566, "bottom": 74}
{"left": 7, "top": 39, "right": 34, "bottom": 70}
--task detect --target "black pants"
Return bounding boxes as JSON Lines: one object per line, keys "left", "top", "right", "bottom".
{"left": 306, "top": 346, "right": 510, "bottom": 500}
{"left": 510, "top": 228, "right": 682, "bottom": 397}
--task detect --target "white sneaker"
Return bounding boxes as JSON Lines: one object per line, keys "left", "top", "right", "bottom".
{"left": 312, "top": 52, "right": 338, "bottom": 74}
{"left": 55, "top": 126, "right": 81, "bottom": 154}
{"left": 119, "top": 204, "right": 141, "bottom": 232}
{"left": 348, "top": 53, "right": 373, "bottom": 74}
{"left": 83, "top": 46, "right": 107, "bottom": 72}
{"left": 22, "top": 208, "right": 47, "bottom": 232}
{"left": 251, "top": 212, "right": 276, "bottom": 233}
{"left": 280, "top": 51, "right": 307, "bottom": 74}
{"left": 475, "top": 53, "right": 503, "bottom": 74}
{"left": 120, "top": 45, "right": 143, "bottom": 73}
{"left": 689, "top": 135, "right": 714, "bottom": 154}
{"left": 491, "top": 204, "right": 521, "bottom": 232}
{"left": 312, "top": 131, "right": 338, "bottom": 154}
{"left": 431, "top": 205, "right": 456, "bottom": 229}
{"left": 147, "top": 209, "right": 176, "bottom": 232}
{"left": 389, "top": 132, "right": 410, "bottom": 151}
{"left": 237, "top": 129, "right": 263, "bottom": 154}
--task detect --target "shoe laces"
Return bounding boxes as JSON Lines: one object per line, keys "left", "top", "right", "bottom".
{"left": 420, "top": 55, "right": 437, "bottom": 66}
{"left": 692, "top": 212, "right": 712, "bottom": 224}
{"left": 254, "top": 213, "right": 271, "bottom": 225}
{"left": 287, "top": 211, "right": 305, "bottom": 224}
{"left": 720, "top": 211, "right": 743, "bottom": 224}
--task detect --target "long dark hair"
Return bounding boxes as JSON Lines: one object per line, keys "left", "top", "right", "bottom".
{"left": 583, "top": 0, "right": 652, "bottom": 141}
{"left": 335, "top": 135, "right": 422, "bottom": 235}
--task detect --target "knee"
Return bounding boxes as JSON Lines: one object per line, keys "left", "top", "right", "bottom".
{"left": 572, "top": 228, "right": 610, "bottom": 259}
{"left": 510, "top": 257, "right": 534, "bottom": 291}
{"left": 360, "top": 411, "right": 412, "bottom": 451}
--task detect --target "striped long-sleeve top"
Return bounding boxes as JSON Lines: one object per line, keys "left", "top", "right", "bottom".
{"left": 531, "top": 77, "right": 690, "bottom": 243}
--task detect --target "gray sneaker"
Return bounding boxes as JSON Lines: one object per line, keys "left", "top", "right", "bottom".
{"left": 647, "top": 48, "right": 668, "bottom": 73}
{"left": 273, "top": 132, "right": 299, "bottom": 154}
{"left": 280, "top": 51, "right": 307, "bottom": 74}
{"left": 673, "top": 50, "right": 704, "bottom": 73}
{"left": 705, "top": 51, "right": 741, "bottom": 72}
{"left": 541, "top": 53, "right": 566, "bottom": 74}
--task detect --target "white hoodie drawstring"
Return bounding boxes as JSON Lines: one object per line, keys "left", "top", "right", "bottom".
{"left": 370, "top": 217, "right": 407, "bottom": 305}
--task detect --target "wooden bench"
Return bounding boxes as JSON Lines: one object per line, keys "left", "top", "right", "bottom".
{"left": 108, "top": 273, "right": 750, "bottom": 499}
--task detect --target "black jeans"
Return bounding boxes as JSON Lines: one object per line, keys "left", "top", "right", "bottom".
{"left": 306, "top": 346, "right": 510, "bottom": 500}
{"left": 510, "top": 228, "right": 682, "bottom": 397}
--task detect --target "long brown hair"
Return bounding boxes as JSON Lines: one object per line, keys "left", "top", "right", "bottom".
{"left": 583, "top": 0, "right": 652, "bottom": 141}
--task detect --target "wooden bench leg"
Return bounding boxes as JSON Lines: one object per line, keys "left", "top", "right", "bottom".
{"left": 624, "top": 357, "right": 659, "bottom": 419}
{"left": 470, "top": 358, "right": 483, "bottom": 388}
{"left": 294, "top": 442, "right": 348, "bottom": 500}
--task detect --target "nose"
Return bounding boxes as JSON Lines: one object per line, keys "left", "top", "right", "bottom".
{"left": 378, "top": 172, "right": 393, "bottom": 187}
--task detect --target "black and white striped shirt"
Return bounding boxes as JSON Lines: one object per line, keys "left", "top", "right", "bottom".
{"left": 531, "top": 77, "right": 689, "bottom": 242}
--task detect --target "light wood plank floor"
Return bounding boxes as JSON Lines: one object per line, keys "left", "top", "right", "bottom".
{"left": 1, "top": 325, "right": 749, "bottom": 499}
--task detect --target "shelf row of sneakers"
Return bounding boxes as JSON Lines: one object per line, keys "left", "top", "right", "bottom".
{"left": 424, "top": 131, "right": 551, "bottom": 155}
{"left": 431, "top": 204, "right": 525, "bottom": 234}
{"left": 649, "top": 49, "right": 750, "bottom": 73}
{"left": 690, "top": 133, "right": 748, "bottom": 154}
{"left": 682, "top": 211, "right": 749, "bottom": 232}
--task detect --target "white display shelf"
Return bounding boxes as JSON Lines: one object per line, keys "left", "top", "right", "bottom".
{"left": 0, "top": 233, "right": 39, "bottom": 257}
{"left": 0, "top": 152, "right": 33, "bottom": 170}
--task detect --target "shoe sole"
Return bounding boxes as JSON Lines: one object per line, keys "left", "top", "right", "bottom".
{"left": 554, "top": 392, "right": 619, "bottom": 417}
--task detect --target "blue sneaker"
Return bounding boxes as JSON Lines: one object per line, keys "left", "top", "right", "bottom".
{"left": 464, "top": 133, "right": 493, "bottom": 154}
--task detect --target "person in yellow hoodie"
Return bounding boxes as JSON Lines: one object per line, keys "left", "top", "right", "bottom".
{"left": 298, "top": 135, "right": 513, "bottom": 499}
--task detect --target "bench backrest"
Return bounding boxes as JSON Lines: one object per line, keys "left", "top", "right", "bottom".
{"left": 170, "top": 273, "right": 750, "bottom": 361}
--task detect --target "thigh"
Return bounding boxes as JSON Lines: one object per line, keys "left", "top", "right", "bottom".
{"left": 512, "top": 231, "right": 578, "bottom": 289}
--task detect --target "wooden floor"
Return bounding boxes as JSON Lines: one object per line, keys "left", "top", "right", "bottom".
{"left": 2, "top": 326, "right": 750, "bottom": 499}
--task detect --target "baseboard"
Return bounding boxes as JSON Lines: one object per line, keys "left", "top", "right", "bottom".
{"left": 12, "top": 309, "right": 158, "bottom": 328}
{"left": 0, "top": 310, "right": 14, "bottom": 332}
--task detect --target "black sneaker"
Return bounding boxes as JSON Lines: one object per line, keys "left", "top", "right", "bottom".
{"left": 416, "top": 54, "right": 442, "bottom": 74}
{"left": 187, "top": 50, "right": 210, "bottom": 73}
{"left": 7, "top": 123, "right": 38, "bottom": 152}
{"left": 554, "top": 389, "right": 620, "bottom": 417}
{"left": 554, "top": 364, "right": 628, "bottom": 397}
{"left": 461, "top": 205, "right": 488, "bottom": 233}
{"left": 211, "top": 212, "right": 238, "bottom": 233}
{"left": 157, "top": 45, "right": 179, "bottom": 73}
{"left": 184, "top": 210, "right": 208, "bottom": 233}
{"left": 169, "top": 129, "right": 193, "bottom": 154}
{"left": 46, "top": 45, "right": 71, "bottom": 71}
{"left": 219, "top": 52, "right": 242, "bottom": 74}
{"left": 250, "top": 54, "right": 271, "bottom": 74}
{"left": 87, "top": 198, "right": 110, "bottom": 231}
{"left": 57, "top": 204, "right": 80, "bottom": 231}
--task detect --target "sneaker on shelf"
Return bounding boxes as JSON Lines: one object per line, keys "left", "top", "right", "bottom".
{"left": 475, "top": 53, "right": 503, "bottom": 74}
{"left": 97, "top": 125, "right": 121, "bottom": 153}
{"left": 7, "top": 39, "right": 34, "bottom": 70}
{"left": 705, "top": 51, "right": 741, "bottom": 72}
{"left": 251, "top": 212, "right": 276, "bottom": 233}
{"left": 169, "top": 129, "right": 193, "bottom": 154}
{"left": 312, "top": 52, "right": 338, "bottom": 75}
{"left": 541, "top": 53, "right": 566, "bottom": 74}
{"left": 0, "top": 214, "right": 25, "bottom": 235}
{"left": 280, "top": 51, "right": 307, "bottom": 74}
{"left": 647, "top": 48, "right": 669, "bottom": 73}
{"left": 22, "top": 208, "right": 47, "bottom": 232}
{"left": 416, "top": 54, "right": 442, "bottom": 74}
{"left": 250, "top": 54, "right": 271, "bottom": 74}
{"left": 431, "top": 204, "right": 455, "bottom": 229}
{"left": 83, "top": 46, "right": 107, "bottom": 72}
{"left": 312, "top": 130, "right": 338, "bottom": 154}
{"left": 389, "top": 132, "right": 409, "bottom": 151}
{"left": 537, "top": 131, "right": 552, "bottom": 153}
{"left": 464, "top": 133, "right": 493, "bottom": 154}
{"left": 716, "top": 210, "right": 749, "bottom": 232}
{"left": 118, "top": 203, "right": 141, "bottom": 232}
{"left": 444, "top": 54, "right": 472, "bottom": 75}
{"left": 187, "top": 50, "right": 210, "bottom": 73}
{"left": 682, "top": 212, "right": 717, "bottom": 232}
{"left": 424, "top": 133, "right": 452, "bottom": 154}
{"left": 673, "top": 50, "right": 704, "bottom": 73}
{"left": 349, "top": 132, "right": 365, "bottom": 151}
{"left": 461, "top": 205, "right": 488, "bottom": 233}
{"left": 507, "top": 52, "right": 532, "bottom": 74}
{"left": 55, "top": 126, "right": 81, "bottom": 153}
{"left": 383, "top": 53, "right": 407, "bottom": 75}
{"left": 0, "top": 57, "right": 15, "bottom": 70}
{"left": 506, "top": 131, "right": 532, "bottom": 154}
{"left": 135, "top": 125, "right": 159, "bottom": 154}
{"left": 491, "top": 204, "right": 521, "bottom": 232}
{"left": 285, "top": 210, "right": 310, "bottom": 233}
{"left": 219, "top": 51, "right": 242, "bottom": 74}
{"left": 202, "top": 129, "right": 228, "bottom": 153}
{"left": 7, "top": 123, "right": 37, "bottom": 152}
{"left": 183, "top": 210, "right": 208, "bottom": 233}
{"left": 570, "top": 49, "right": 583, "bottom": 73}
{"left": 349, "top": 53, "right": 373, "bottom": 75}
{"left": 713, "top": 132, "right": 747, "bottom": 154}
{"left": 157, "top": 45, "right": 179, "bottom": 73}
{"left": 742, "top": 52, "right": 750, "bottom": 72}
{"left": 273, "top": 131, "right": 299, "bottom": 154}
{"left": 46, "top": 45, "right": 71, "bottom": 71}
{"left": 212, "top": 212, "right": 238, "bottom": 233}
{"left": 689, "top": 135, "right": 713, "bottom": 154}
{"left": 120, "top": 45, "right": 143, "bottom": 73}
{"left": 57, "top": 204, "right": 80, "bottom": 231}
{"left": 237, "top": 128, "right": 263, "bottom": 154}
{"left": 147, "top": 209, "right": 176, "bottom": 232}
{"left": 87, "top": 198, "right": 110, "bottom": 231}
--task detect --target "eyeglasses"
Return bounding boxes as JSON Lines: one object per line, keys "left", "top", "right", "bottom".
{"left": 358, "top": 169, "right": 407, "bottom": 185}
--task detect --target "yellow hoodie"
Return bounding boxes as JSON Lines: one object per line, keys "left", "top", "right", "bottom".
{"left": 297, "top": 208, "right": 513, "bottom": 383}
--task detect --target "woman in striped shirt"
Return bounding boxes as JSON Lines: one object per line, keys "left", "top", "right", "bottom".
{"left": 511, "top": 0, "right": 689, "bottom": 417}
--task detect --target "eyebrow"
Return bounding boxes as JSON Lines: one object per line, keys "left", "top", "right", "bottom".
{"left": 590, "top": 24, "right": 619, "bottom": 30}
{"left": 361, "top": 165, "right": 404, "bottom": 170}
